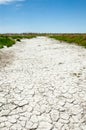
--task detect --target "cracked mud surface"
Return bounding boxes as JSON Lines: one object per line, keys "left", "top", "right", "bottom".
{"left": 0, "top": 37, "right": 86, "bottom": 130}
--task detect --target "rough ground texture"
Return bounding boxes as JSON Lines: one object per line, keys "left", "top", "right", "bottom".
{"left": 0, "top": 37, "right": 86, "bottom": 130}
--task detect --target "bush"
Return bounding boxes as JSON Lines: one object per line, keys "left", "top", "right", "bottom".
{"left": 0, "top": 36, "right": 15, "bottom": 48}
{"left": 0, "top": 34, "right": 37, "bottom": 49}
{"left": 50, "top": 34, "right": 86, "bottom": 48}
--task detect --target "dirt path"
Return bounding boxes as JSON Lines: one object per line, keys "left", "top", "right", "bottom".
{"left": 0, "top": 37, "right": 86, "bottom": 130}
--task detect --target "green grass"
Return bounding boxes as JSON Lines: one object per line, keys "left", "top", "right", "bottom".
{"left": 1, "top": 33, "right": 86, "bottom": 49}
{"left": 0, "top": 34, "right": 36, "bottom": 49}
{"left": 49, "top": 34, "right": 86, "bottom": 48}
{"left": 0, "top": 36, "right": 15, "bottom": 48}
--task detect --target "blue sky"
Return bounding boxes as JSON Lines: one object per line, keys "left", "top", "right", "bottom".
{"left": 0, "top": 0, "right": 86, "bottom": 33}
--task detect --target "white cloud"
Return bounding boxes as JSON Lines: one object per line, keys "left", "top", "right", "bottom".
{"left": 0, "top": 0, "right": 24, "bottom": 4}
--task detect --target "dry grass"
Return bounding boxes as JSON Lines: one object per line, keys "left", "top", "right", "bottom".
{"left": 49, "top": 34, "right": 86, "bottom": 48}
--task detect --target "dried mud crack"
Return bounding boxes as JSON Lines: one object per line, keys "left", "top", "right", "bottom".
{"left": 0, "top": 37, "right": 86, "bottom": 130}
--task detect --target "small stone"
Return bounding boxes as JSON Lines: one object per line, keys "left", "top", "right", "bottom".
{"left": 52, "top": 127, "right": 57, "bottom": 130}
{"left": 33, "top": 104, "right": 41, "bottom": 115}
{"left": 59, "top": 118, "right": 69, "bottom": 124}
{"left": 19, "top": 116, "right": 27, "bottom": 121}
{"left": 38, "top": 113, "right": 52, "bottom": 123}
{"left": 80, "top": 124, "right": 86, "bottom": 130}
{"left": 40, "top": 104, "right": 48, "bottom": 113}
{"left": 21, "top": 121, "right": 26, "bottom": 128}
{"left": 8, "top": 116, "right": 17, "bottom": 123}
{"left": 69, "top": 87, "right": 77, "bottom": 94}
{"left": 0, "top": 110, "right": 10, "bottom": 116}
{"left": 38, "top": 87, "right": 45, "bottom": 93}
{"left": 60, "top": 86, "right": 68, "bottom": 93}
{"left": 18, "top": 85, "right": 24, "bottom": 91}
{"left": 30, "top": 115, "right": 38, "bottom": 123}
{"left": 0, "top": 97, "right": 6, "bottom": 103}
{"left": 27, "top": 106, "right": 33, "bottom": 112}
{"left": 71, "top": 114, "right": 81, "bottom": 123}
{"left": 50, "top": 110, "right": 59, "bottom": 122}
{"left": 58, "top": 99, "right": 65, "bottom": 106}
{"left": 28, "top": 84, "right": 33, "bottom": 89}
{"left": 1, "top": 127, "right": 9, "bottom": 130}
{"left": 0, "top": 117, "right": 7, "bottom": 122}
{"left": 31, "top": 123, "right": 38, "bottom": 129}
{"left": 28, "top": 90, "right": 35, "bottom": 95}
{"left": 19, "top": 99, "right": 28, "bottom": 106}
{"left": 60, "top": 112, "right": 69, "bottom": 120}
{"left": 14, "top": 124, "right": 22, "bottom": 130}
{"left": 26, "top": 121, "right": 33, "bottom": 129}
{"left": 0, "top": 122, "right": 5, "bottom": 128}
{"left": 67, "top": 98, "right": 74, "bottom": 103}
{"left": 0, "top": 103, "right": 2, "bottom": 107}
{"left": 5, "top": 122, "right": 12, "bottom": 128}
{"left": 71, "top": 105, "right": 83, "bottom": 115}
{"left": 38, "top": 121, "right": 52, "bottom": 130}
{"left": 55, "top": 122, "right": 63, "bottom": 129}
{"left": 64, "top": 102, "right": 73, "bottom": 109}
{"left": 62, "top": 124, "right": 70, "bottom": 130}
{"left": 63, "top": 93, "right": 72, "bottom": 99}
{"left": 59, "top": 106, "right": 65, "bottom": 112}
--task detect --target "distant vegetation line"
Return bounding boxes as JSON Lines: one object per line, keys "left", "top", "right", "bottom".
{"left": 0, "top": 33, "right": 86, "bottom": 48}
{"left": 49, "top": 34, "right": 86, "bottom": 48}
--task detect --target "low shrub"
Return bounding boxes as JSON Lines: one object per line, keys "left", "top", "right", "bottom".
{"left": 0, "top": 34, "right": 37, "bottom": 49}
{"left": 0, "top": 36, "right": 15, "bottom": 48}
{"left": 50, "top": 34, "right": 86, "bottom": 48}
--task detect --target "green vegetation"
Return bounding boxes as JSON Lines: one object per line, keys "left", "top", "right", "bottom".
{"left": 1, "top": 33, "right": 86, "bottom": 49}
{"left": 50, "top": 34, "right": 86, "bottom": 48}
{"left": 0, "top": 36, "right": 15, "bottom": 48}
{"left": 0, "top": 34, "right": 36, "bottom": 49}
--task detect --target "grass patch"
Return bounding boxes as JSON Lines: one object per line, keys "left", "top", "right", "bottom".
{"left": 0, "top": 34, "right": 37, "bottom": 49}
{"left": 0, "top": 36, "right": 15, "bottom": 48}
{"left": 49, "top": 34, "right": 86, "bottom": 48}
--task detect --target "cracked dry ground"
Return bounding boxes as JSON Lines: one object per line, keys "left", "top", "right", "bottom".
{"left": 0, "top": 37, "right": 86, "bottom": 130}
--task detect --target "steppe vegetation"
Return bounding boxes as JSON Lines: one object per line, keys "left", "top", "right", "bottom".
{"left": 0, "top": 34, "right": 36, "bottom": 48}
{"left": 0, "top": 36, "right": 15, "bottom": 48}
{"left": 50, "top": 34, "right": 86, "bottom": 48}
{"left": 0, "top": 33, "right": 86, "bottom": 49}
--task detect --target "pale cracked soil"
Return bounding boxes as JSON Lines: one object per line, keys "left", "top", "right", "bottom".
{"left": 0, "top": 37, "right": 86, "bottom": 130}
